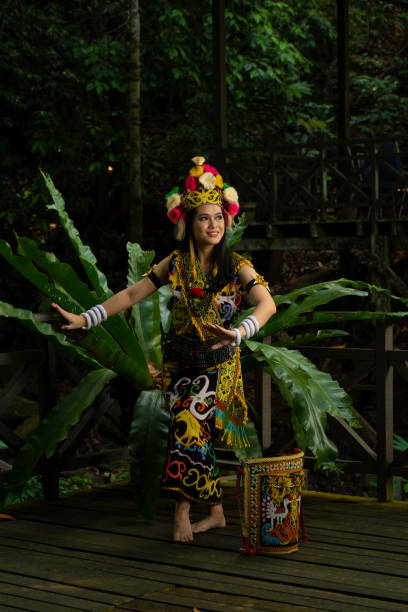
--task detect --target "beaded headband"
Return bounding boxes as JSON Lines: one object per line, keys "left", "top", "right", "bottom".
{"left": 166, "top": 156, "right": 240, "bottom": 240}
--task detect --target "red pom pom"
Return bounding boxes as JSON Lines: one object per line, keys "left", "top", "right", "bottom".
{"left": 191, "top": 288, "right": 204, "bottom": 298}
{"left": 227, "top": 202, "right": 240, "bottom": 217}
{"left": 185, "top": 175, "right": 198, "bottom": 191}
{"left": 168, "top": 207, "right": 182, "bottom": 224}
{"left": 203, "top": 163, "right": 218, "bottom": 175}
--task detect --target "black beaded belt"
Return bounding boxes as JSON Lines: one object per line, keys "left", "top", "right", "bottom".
{"left": 167, "top": 336, "right": 235, "bottom": 370}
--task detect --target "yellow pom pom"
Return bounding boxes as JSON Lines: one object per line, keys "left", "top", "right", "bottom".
{"left": 215, "top": 174, "right": 223, "bottom": 189}
{"left": 189, "top": 166, "right": 204, "bottom": 178}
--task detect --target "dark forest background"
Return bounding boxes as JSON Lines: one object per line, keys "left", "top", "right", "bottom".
{"left": 1, "top": 0, "right": 408, "bottom": 301}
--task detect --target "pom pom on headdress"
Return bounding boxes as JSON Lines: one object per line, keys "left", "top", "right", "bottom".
{"left": 189, "top": 165, "right": 204, "bottom": 178}
{"left": 185, "top": 175, "right": 198, "bottom": 192}
{"left": 166, "top": 191, "right": 182, "bottom": 224}
{"left": 227, "top": 202, "right": 240, "bottom": 217}
{"left": 166, "top": 192, "right": 181, "bottom": 211}
{"left": 192, "top": 155, "right": 206, "bottom": 166}
{"left": 199, "top": 172, "right": 216, "bottom": 190}
{"left": 223, "top": 186, "right": 238, "bottom": 203}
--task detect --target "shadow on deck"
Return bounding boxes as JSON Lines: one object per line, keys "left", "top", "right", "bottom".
{"left": 0, "top": 481, "right": 407, "bottom": 611}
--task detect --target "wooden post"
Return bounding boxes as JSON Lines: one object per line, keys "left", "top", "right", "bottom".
{"left": 376, "top": 324, "right": 394, "bottom": 501}
{"left": 337, "top": 0, "right": 350, "bottom": 142}
{"left": 39, "top": 339, "right": 59, "bottom": 500}
{"left": 320, "top": 145, "right": 328, "bottom": 221}
{"left": 128, "top": 0, "right": 143, "bottom": 243}
{"left": 213, "top": 0, "right": 228, "bottom": 168}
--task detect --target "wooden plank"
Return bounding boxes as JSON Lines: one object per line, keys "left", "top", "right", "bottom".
{"left": 4, "top": 524, "right": 408, "bottom": 578}
{"left": 0, "top": 592, "right": 78, "bottom": 612}
{"left": 10, "top": 498, "right": 407, "bottom": 542}
{"left": 0, "top": 545, "right": 170, "bottom": 599}
{"left": 0, "top": 582, "right": 111, "bottom": 611}
{"left": 142, "top": 586, "right": 317, "bottom": 612}
{"left": 1, "top": 537, "right": 404, "bottom": 612}
{"left": 0, "top": 571, "right": 131, "bottom": 606}
{"left": 118, "top": 601, "right": 189, "bottom": 611}
{"left": 5, "top": 528, "right": 408, "bottom": 587}
{"left": 2, "top": 520, "right": 408, "bottom": 604}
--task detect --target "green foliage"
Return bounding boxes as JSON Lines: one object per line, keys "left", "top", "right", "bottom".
{"left": 394, "top": 434, "right": 408, "bottom": 453}
{"left": 0, "top": 369, "right": 116, "bottom": 508}
{"left": 226, "top": 213, "right": 248, "bottom": 248}
{"left": 127, "top": 242, "right": 162, "bottom": 368}
{"left": 128, "top": 390, "right": 170, "bottom": 519}
{"left": 2, "top": 0, "right": 408, "bottom": 250}
{"left": 246, "top": 341, "right": 352, "bottom": 470}
{"left": 14, "top": 474, "right": 95, "bottom": 504}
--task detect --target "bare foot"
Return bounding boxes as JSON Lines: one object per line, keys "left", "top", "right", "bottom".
{"left": 192, "top": 503, "right": 226, "bottom": 534}
{"left": 173, "top": 499, "right": 194, "bottom": 543}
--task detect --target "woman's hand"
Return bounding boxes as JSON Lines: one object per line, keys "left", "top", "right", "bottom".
{"left": 51, "top": 302, "right": 85, "bottom": 331}
{"left": 203, "top": 322, "right": 237, "bottom": 350}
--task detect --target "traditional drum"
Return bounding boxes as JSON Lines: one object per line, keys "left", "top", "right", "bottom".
{"left": 237, "top": 450, "right": 306, "bottom": 555}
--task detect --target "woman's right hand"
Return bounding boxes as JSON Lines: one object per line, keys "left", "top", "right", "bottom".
{"left": 51, "top": 302, "right": 85, "bottom": 331}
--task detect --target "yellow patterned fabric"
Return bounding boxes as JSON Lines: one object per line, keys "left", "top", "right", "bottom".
{"left": 182, "top": 188, "right": 223, "bottom": 211}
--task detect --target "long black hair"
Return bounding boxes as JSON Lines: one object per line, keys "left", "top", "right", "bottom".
{"left": 180, "top": 208, "right": 234, "bottom": 294}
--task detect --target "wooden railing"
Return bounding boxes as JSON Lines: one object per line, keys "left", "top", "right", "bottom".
{"left": 226, "top": 138, "right": 408, "bottom": 223}
{"left": 257, "top": 322, "right": 408, "bottom": 502}
{"left": 0, "top": 314, "right": 127, "bottom": 499}
{"left": 2, "top": 317, "right": 407, "bottom": 502}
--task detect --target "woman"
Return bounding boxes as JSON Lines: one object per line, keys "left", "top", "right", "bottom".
{"left": 52, "top": 156, "right": 276, "bottom": 543}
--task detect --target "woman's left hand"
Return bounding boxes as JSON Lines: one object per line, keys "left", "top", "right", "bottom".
{"left": 203, "top": 322, "right": 237, "bottom": 350}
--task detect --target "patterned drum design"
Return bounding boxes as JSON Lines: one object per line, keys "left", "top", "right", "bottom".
{"left": 238, "top": 451, "right": 305, "bottom": 555}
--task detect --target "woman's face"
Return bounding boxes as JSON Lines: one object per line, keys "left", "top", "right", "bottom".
{"left": 191, "top": 204, "right": 225, "bottom": 249}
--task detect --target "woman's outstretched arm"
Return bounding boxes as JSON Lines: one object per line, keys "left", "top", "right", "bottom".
{"left": 52, "top": 255, "right": 170, "bottom": 331}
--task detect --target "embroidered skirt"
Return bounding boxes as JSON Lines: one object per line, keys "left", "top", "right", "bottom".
{"left": 160, "top": 365, "right": 222, "bottom": 505}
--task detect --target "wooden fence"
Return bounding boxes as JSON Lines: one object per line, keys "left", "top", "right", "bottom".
{"left": 2, "top": 315, "right": 407, "bottom": 502}
{"left": 256, "top": 321, "right": 408, "bottom": 502}
{"left": 0, "top": 314, "right": 127, "bottom": 499}
{"left": 226, "top": 138, "right": 408, "bottom": 254}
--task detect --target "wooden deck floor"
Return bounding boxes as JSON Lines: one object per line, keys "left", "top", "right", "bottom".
{"left": 0, "top": 481, "right": 407, "bottom": 611}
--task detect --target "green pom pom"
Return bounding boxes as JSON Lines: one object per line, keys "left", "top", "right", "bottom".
{"left": 165, "top": 186, "right": 179, "bottom": 200}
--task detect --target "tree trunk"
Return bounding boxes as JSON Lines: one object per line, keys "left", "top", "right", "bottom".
{"left": 129, "top": 0, "right": 143, "bottom": 243}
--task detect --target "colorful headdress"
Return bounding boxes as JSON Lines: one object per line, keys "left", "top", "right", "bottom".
{"left": 166, "top": 156, "right": 240, "bottom": 240}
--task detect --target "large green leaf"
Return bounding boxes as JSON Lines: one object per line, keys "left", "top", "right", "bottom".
{"left": 17, "top": 236, "right": 99, "bottom": 308}
{"left": 226, "top": 212, "right": 247, "bottom": 248}
{"left": 1, "top": 239, "right": 135, "bottom": 360}
{"left": 0, "top": 240, "right": 80, "bottom": 313}
{"left": 0, "top": 301, "right": 152, "bottom": 390}
{"left": 261, "top": 279, "right": 408, "bottom": 338}
{"left": 42, "top": 171, "right": 112, "bottom": 300}
{"left": 16, "top": 236, "right": 149, "bottom": 366}
{"left": 0, "top": 301, "right": 101, "bottom": 369}
{"left": 127, "top": 242, "right": 162, "bottom": 368}
{"left": 128, "top": 389, "right": 170, "bottom": 519}
{"left": 273, "top": 329, "right": 349, "bottom": 347}
{"left": 246, "top": 340, "right": 354, "bottom": 470}
{"left": 0, "top": 368, "right": 116, "bottom": 509}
